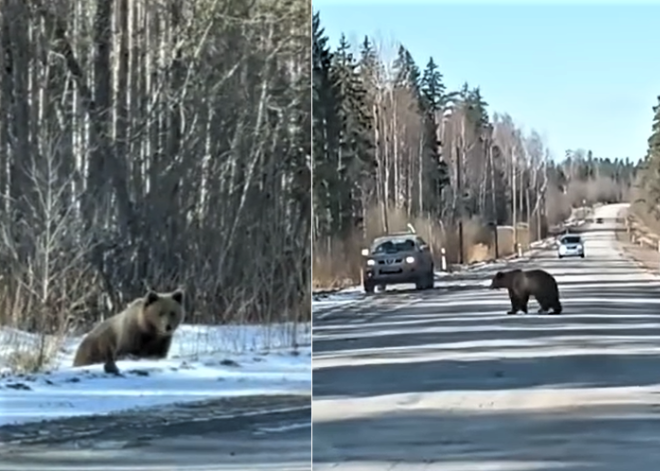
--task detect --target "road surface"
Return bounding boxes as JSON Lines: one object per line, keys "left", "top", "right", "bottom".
{"left": 0, "top": 394, "right": 311, "bottom": 470}
{"left": 312, "top": 203, "right": 660, "bottom": 471}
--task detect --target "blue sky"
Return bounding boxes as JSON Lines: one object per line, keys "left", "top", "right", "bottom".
{"left": 313, "top": 1, "right": 660, "bottom": 162}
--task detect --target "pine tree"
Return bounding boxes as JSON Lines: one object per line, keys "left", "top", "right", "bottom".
{"left": 648, "top": 96, "right": 660, "bottom": 157}
{"left": 418, "top": 58, "right": 450, "bottom": 216}
{"left": 420, "top": 57, "right": 445, "bottom": 112}
{"left": 638, "top": 95, "right": 660, "bottom": 218}
{"left": 330, "top": 34, "right": 375, "bottom": 236}
{"left": 466, "top": 87, "right": 489, "bottom": 129}
{"left": 358, "top": 36, "right": 381, "bottom": 83}
{"left": 456, "top": 82, "right": 489, "bottom": 132}
{"left": 312, "top": 12, "right": 340, "bottom": 237}
{"left": 393, "top": 45, "right": 421, "bottom": 101}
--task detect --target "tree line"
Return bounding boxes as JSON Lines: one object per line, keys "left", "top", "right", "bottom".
{"left": 312, "top": 11, "right": 636, "bottom": 287}
{"left": 632, "top": 95, "right": 660, "bottom": 229}
{"left": 0, "top": 0, "right": 311, "bottom": 335}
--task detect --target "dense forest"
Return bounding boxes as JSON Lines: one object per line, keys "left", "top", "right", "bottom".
{"left": 632, "top": 95, "right": 660, "bottom": 231}
{"left": 0, "top": 0, "right": 311, "bottom": 338}
{"left": 312, "top": 11, "right": 637, "bottom": 288}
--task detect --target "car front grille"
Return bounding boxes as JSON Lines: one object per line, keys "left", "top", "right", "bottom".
{"left": 378, "top": 258, "right": 403, "bottom": 265}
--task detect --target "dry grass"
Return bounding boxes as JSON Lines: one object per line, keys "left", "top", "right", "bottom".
{"left": 619, "top": 204, "right": 660, "bottom": 271}
{"left": 0, "top": 327, "right": 66, "bottom": 374}
{"left": 630, "top": 199, "right": 660, "bottom": 235}
{"left": 628, "top": 204, "right": 660, "bottom": 249}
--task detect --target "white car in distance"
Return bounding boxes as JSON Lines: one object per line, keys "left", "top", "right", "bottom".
{"left": 557, "top": 234, "right": 584, "bottom": 259}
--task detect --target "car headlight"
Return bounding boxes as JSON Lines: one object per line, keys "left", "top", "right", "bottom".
{"left": 366, "top": 259, "right": 375, "bottom": 266}
{"left": 405, "top": 256, "right": 415, "bottom": 264}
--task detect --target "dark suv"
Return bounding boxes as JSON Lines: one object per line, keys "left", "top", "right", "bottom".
{"left": 361, "top": 233, "right": 435, "bottom": 293}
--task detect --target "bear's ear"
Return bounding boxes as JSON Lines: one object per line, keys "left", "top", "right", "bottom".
{"left": 494, "top": 272, "right": 503, "bottom": 279}
{"left": 171, "top": 289, "right": 184, "bottom": 305}
{"left": 144, "top": 291, "right": 160, "bottom": 307}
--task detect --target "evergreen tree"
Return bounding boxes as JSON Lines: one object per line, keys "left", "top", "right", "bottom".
{"left": 420, "top": 57, "right": 445, "bottom": 112}
{"left": 393, "top": 45, "right": 421, "bottom": 101}
{"left": 418, "top": 56, "right": 450, "bottom": 215}
{"left": 648, "top": 96, "right": 660, "bottom": 158}
{"left": 638, "top": 96, "right": 660, "bottom": 218}
{"left": 465, "top": 87, "right": 489, "bottom": 129}
{"left": 312, "top": 12, "right": 339, "bottom": 237}
{"left": 329, "top": 34, "right": 375, "bottom": 236}
{"left": 358, "top": 36, "right": 380, "bottom": 82}
{"left": 456, "top": 82, "right": 489, "bottom": 132}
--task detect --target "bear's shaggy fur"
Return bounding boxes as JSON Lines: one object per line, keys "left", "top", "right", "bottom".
{"left": 490, "top": 269, "right": 562, "bottom": 315}
{"left": 73, "top": 289, "right": 185, "bottom": 375}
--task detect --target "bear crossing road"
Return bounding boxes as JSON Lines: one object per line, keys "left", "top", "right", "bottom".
{"left": 489, "top": 268, "right": 563, "bottom": 315}
{"left": 312, "top": 203, "right": 660, "bottom": 471}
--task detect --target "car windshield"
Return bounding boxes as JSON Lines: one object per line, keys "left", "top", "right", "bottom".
{"left": 372, "top": 238, "right": 416, "bottom": 254}
{"left": 561, "top": 236, "right": 581, "bottom": 244}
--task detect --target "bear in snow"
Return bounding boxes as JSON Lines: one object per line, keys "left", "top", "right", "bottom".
{"left": 73, "top": 289, "right": 185, "bottom": 375}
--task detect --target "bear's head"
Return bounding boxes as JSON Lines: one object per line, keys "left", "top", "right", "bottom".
{"left": 142, "top": 289, "right": 185, "bottom": 336}
{"left": 489, "top": 271, "right": 509, "bottom": 289}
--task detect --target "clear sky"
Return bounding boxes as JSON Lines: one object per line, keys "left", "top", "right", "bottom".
{"left": 313, "top": 1, "right": 660, "bottom": 162}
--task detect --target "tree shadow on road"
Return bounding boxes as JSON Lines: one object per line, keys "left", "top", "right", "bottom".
{"left": 313, "top": 350, "right": 660, "bottom": 398}
{"left": 312, "top": 403, "right": 660, "bottom": 470}
{"left": 314, "top": 276, "right": 660, "bottom": 398}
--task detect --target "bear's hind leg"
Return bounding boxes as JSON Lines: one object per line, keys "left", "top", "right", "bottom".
{"left": 519, "top": 293, "right": 529, "bottom": 314}
{"left": 536, "top": 295, "right": 550, "bottom": 314}
{"left": 72, "top": 337, "right": 93, "bottom": 367}
{"left": 551, "top": 299, "right": 563, "bottom": 315}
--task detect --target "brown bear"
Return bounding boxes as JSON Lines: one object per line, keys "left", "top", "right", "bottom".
{"left": 73, "top": 289, "right": 185, "bottom": 375}
{"left": 489, "top": 269, "right": 562, "bottom": 315}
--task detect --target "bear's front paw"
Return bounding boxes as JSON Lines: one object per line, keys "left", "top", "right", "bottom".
{"left": 104, "top": 361, "right": 121, "bottom": 376}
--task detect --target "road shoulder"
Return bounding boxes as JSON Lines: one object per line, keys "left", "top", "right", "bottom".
{"left": 616, "top": 208, "right": 660, "bottom": 273}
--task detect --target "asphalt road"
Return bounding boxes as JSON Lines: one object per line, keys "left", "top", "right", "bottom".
{"left": 312, "top": 203, "right": 660, "bottom": 471}
{"left": 0, "top": 394, "right": 311, "bottom": 470}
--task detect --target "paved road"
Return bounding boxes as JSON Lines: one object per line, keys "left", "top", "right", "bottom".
{"left": 312, "top": 203, "right": 660, "bottom": 471}
{"left": 0, "top": 394, "right": 311, "bottom": 470}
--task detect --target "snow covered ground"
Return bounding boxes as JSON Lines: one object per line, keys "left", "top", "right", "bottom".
{"left": 0, "top": 322, "right": 311, "bottom": 427}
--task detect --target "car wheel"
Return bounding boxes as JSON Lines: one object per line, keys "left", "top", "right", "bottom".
{"left": 415, "top": 276, "right": 426, "bottom": 290}
{"left": 416, "top": 272, "right": 432, "bottom": 290}
{"left": 558, "top": 255, "right": 563, "bottom": 259}
{"left": 580, "top": 253, "right": 585, "bottom": 258}
{"left": 426, "top": 268, "right": 435, "bottom": 289}
{"left": 364, "top": 280, "right": 375, "bottom": 294}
